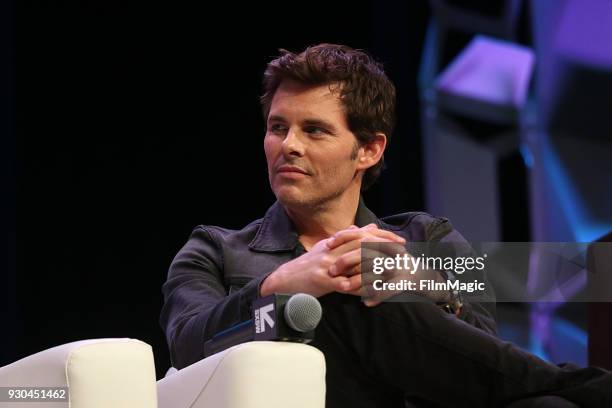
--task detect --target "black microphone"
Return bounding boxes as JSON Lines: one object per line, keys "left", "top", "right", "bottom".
{"left": 203, "top": 293, "right": 322, "bottom": 358}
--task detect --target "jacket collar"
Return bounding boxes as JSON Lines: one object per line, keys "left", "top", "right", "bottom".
{"left": 248, "top": 197, "right": 380, "bottom": 252}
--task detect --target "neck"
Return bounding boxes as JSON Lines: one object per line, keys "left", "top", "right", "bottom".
{"left": 284, "top": 187, "right": 361, "bottom": 251}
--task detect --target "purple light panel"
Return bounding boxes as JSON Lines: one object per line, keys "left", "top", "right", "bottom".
{"left": 435, "top": 36, "right": 535, "bottom": 107}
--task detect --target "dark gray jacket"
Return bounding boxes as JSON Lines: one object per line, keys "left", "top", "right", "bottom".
{"left": 160, "top": 200, "right": 497, "bottom": 369}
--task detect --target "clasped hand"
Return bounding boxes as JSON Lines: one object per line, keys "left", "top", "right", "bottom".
{"left": 260, "top": 224, "right": 409, "bottom": 307}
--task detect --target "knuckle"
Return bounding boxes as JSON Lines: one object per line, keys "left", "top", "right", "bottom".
{"left": 320, "top": 254, "right": 333, "bottom": 265}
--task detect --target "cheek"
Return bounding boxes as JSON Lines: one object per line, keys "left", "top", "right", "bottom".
{"left": 318, "top": 149, "right": 357, "bottom": 176}
{"left": 263, "top": 136, "right": 279, "bottom": 166}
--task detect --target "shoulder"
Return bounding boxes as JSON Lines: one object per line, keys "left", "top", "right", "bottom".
{"left": 379, "top": 211, "right": 455, "bottom": 242}
{"left": 188, "top": 217, "right": 264, "bottom": 248}
{"left": 171, "top": 218, "right": 265, "bottom": 271}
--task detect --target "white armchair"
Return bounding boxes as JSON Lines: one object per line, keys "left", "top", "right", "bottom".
{"left": 0, "top": 339, "right": 326, "bottom": 408}
{"left": 158, "top": 341, "right": 326, "bottom": 408}
{"left": 0, "top": 338, "right": 157, "bottom": 408}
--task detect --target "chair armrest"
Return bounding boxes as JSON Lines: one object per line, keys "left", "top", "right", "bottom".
{"left": 0, "top": 338, "right": 157, "bottom": 408}
{"left": 158, "top": 341, "right": 326, "bottom": 408}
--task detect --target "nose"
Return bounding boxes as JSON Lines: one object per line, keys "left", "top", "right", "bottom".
{"left": 281, "top": 127, "right": 305, "bottom": 157}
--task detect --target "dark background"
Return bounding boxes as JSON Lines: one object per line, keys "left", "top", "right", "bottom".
{"left": 5, "top": 0, "right": 432, "bottom": 377}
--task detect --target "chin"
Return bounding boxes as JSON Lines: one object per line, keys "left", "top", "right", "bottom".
{"left": 275, "top": 190, "right": 305, "bottom": 206}
{"left": 274, "top": 186, "right": 311, "bottom": 208}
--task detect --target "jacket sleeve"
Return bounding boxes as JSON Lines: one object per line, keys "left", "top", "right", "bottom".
{"left": 427, "top": 218, "right": 498, "bottom": 337}
{"left": 159, "top": 226, "right": 271, "bottom": 369}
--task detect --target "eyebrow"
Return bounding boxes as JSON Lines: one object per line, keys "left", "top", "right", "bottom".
{"left": 267, "top": 115, "right": 338, "bottom": 134}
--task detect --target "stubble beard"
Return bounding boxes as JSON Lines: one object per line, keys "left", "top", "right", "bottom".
{"left": 276, "top": 179, "right": 346, "bottom": 213}
{"left": 272, "top": 141, "right": 361, "bottom": 212}
{"left": 274, "top": 166, "right": 357, "bottom": 213}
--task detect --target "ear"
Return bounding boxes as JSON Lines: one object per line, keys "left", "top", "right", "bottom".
{"left": 356, "top": 132, "right": 387, "bottom": 171}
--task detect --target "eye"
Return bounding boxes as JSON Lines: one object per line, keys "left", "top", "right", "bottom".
{"left": 304, "top": 126, "right": 327, "bottom": 137}
{"left": 268, "top": 123, "right": 288, "bottom": 135}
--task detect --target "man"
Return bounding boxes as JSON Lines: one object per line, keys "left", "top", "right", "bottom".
{"left": 160, "top": 44, "right": 610, "bottom": 407}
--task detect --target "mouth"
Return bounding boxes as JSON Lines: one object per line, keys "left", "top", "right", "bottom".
{"left": 276, "top": 165, "right": 310, "bottom": 176}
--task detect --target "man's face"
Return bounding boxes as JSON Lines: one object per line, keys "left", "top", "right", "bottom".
{"left": 264, "top": 80, "right": 362, "bottom": 209}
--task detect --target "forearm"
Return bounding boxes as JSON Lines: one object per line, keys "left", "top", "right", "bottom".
{"left": 161, "top": 273, "right": 270, "bottom": 369}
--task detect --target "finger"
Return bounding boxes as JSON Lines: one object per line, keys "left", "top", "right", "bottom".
{"left": 328, "top": 236, "right": 364, "bottom": 256}
{"left": 364, "top": 299, "right": 381, "bottom": 307}
{"left": 327, "top": 230, "right": 365, "bottom": 249}
{"left": 345, "top": 287, "right": 364, "bottom": 296}
{"left": 336, "top": 273, "right": 362, "bottom": 293}
{"left": 331, "top": 276, "right": 352, "bottom": 292}
{"left": 329, "top": 248, "right": 361, "bottom": 277}
{"left": 348, "top": 273, "right": 361, "bottom": 290}
{"left": 364, "top": 229, "right": 406, "bottom": 243}
{"left": 334, "top": 225, "right": 360, "bottom": 244}
{"left": 366, "top": 242, "right": 409, "bottom": 260}
{"left": 327, "top": 228, "right": 405, "bottom": 249}
{"left": 325, "top": 225, "right": 359, "bottom": 248}
{"left": 331, "top": 236, "right": 403, "bottom": 267}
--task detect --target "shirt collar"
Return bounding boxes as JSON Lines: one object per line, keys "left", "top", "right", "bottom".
{"left": 248, "top": 197, "right": 380, "bottom": 252}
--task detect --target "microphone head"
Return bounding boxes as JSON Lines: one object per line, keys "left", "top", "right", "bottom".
{"left": 284, "top": 293, "right": 322, "bottom": 333}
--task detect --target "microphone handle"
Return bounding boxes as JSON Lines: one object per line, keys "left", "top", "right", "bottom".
{"left": 204, "top": 319, "right": 254, "bottom": 357}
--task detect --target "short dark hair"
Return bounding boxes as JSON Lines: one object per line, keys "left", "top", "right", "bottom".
{"left": 260, "top": 43, "right": 396, "bottom": 190}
